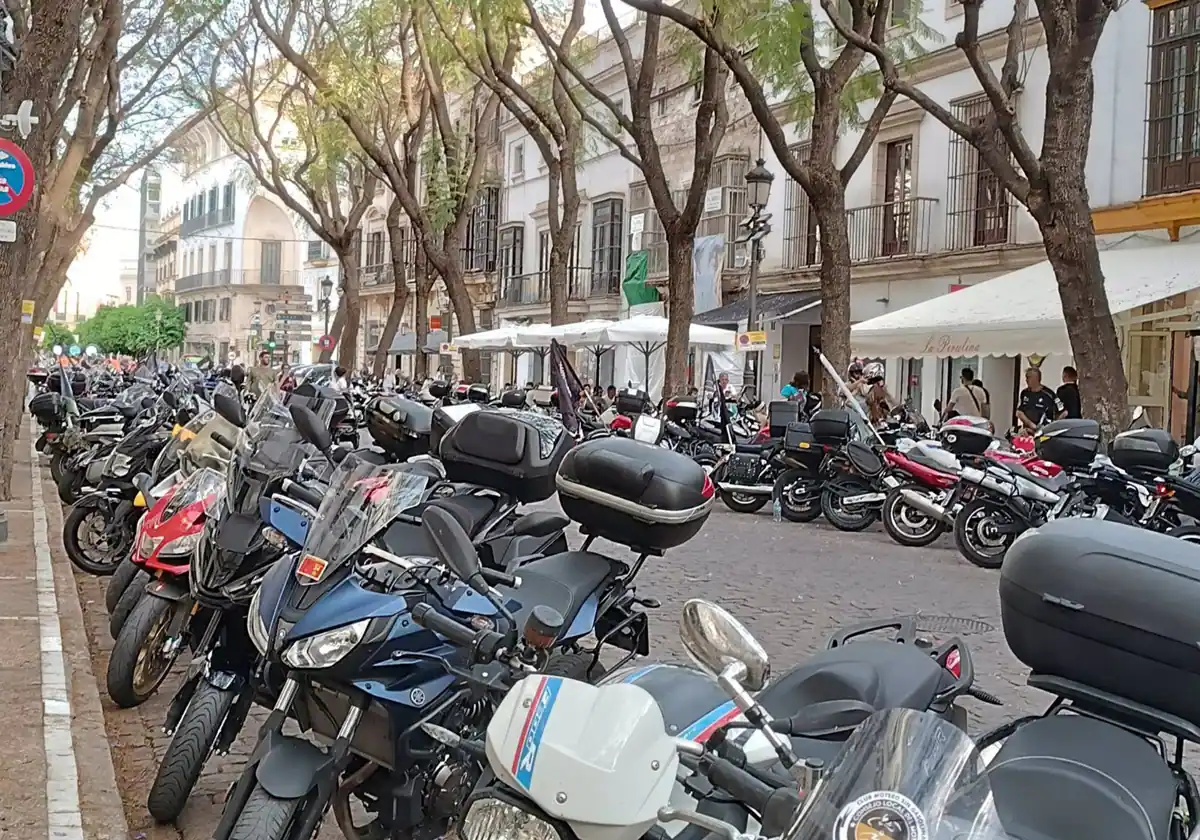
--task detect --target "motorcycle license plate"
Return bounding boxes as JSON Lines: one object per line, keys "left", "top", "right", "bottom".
{"left": 882, "top": 475, "right": 901, "bottom": 489}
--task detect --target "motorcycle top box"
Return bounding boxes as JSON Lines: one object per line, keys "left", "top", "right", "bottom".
{"left": 768, "top": 400, "right": 801, "bottom": 437}
{"left": 938, "top": 417, "right": 994, "bottom": 456}
{"left": 429, "top": 402, "right": 481, "bottom": 453}
{"left": 1000, "top": 518, "right": 1200, "bottom": 728}
{"left": 1109, "top": 427, "right": 1179, "bottom": 475}
{"left": 614, "top": 388, "right": 651, "bottom": 416}
{"left": 809, "top": 408, "right": 854, "bottom": 444}
{"left": 556, "top": 436, "right": 714, "bottom": 552}
{"left": 438, "top": 408, "right": 570, "bottom": 503}
{"left": 663, "top": 398, "right": 698, "bottom": 424}
{"left": 29, "top": 391, "right": 62, "bottom": 423}
{"left": 1035, "top": 418, "right": 1100, "bottom": 469}
{"left": 366, "top": 395, "right": 433, "bottom": 460}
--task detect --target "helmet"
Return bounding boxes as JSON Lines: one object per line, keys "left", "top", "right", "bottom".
{"left": 864, "top": 362, "right": 885, "bottom": 381}
{"left": 847, "top": 362, "right": 863, "bottom": 378}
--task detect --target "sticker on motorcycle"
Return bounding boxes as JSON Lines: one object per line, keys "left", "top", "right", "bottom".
{"left": 832, "top": 790, "right": 929, "bottom": 840}
{"left": 296, "top": 554, "right": 328, "bottom": 583}
{"left": 512, "top": 675, "right": 562, "bottom": 789}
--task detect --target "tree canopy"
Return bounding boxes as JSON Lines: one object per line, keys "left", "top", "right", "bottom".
{"left": 76, "top": 296, "right": 186, "bottom": 356}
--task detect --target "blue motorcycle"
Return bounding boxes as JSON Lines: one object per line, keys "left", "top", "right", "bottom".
{"left": 214, "top": 408, "right": 657, "bottom": 840}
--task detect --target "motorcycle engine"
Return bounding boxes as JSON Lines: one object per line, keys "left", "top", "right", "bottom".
{"left": 422, "top": 696, "right": 489, "bottom": 820}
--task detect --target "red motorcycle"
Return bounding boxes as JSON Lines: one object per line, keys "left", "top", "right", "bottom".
{"left": 106, "top": 468, "right": 224, "bottom": 709}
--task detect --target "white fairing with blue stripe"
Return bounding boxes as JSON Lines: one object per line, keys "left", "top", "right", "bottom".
{"left": 486, "top": 674, "right": 679, "bottom": 840}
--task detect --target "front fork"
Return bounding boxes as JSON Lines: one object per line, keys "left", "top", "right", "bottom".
{"left": 213, "top": 676, "right": 366, "bottom": 840}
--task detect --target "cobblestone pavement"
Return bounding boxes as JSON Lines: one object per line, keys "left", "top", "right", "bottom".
{"left": 70, "top": 494, "right": 1047, "bottom": 840}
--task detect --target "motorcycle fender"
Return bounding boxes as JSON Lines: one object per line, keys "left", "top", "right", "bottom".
{"left": 255, "top": 736, "right": 334, "bottom": 799}
{"left": 145, "top": 576, "right": 191, "bottom": 603}
{"left": 35, "top": 432, "right": 48, "bottom": 452}
{"left": 203, "top": 665, "right": 245, "bottom": 693}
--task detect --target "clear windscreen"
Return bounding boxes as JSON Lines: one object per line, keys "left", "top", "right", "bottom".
{"left": 161, "top": 467, "right": 225, "bottom": 522}
{"left": 298, "top": 459, "right": 431, "bottom": 573}
{"left": 785, "top": 708, "right": 1011, "bottom": 840}
{"left": 114, "top": 383, "right": 155, "bottom": 409}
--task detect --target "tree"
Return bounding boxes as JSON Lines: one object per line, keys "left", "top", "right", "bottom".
{"left": 0, "top": 0, "right": 219, "bottom": 498}
{"left": 40, "top": 322, "right": 76, "bottom": 351}
{"left": 614, "top": 0, "right": 927, "bottom": 393}
{"left": 75, "top": 297, "right": 185, "bottom": 355}
{"left": 829, "top": 0, "right": 1128, "bottom": 434}
{"left": 251, "top": 0, "right": 509, "bottom": 381}
{"left": 527, "top": 1, "right": 730, "bottom": 395}
{"left": 201, "top": 12, "right": 378, "bottom": 370}
{"left": 431, "top": 0, "right": 587, "bottom": 325}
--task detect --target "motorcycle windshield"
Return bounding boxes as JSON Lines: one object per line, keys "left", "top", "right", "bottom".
{"left": 114, "top": 383, "right": 154, "bottom": 410}
{"left": 296, "top": 459, "right": 431, "bottom": 578}
{"left": 226, "top": 387, "right": 334, "bottom": 516}
{"left": 784, "top": 708, "right": 1010, "bottom": 840}
{"left": 160, "top": 467, "right": 225, "bottom": 522}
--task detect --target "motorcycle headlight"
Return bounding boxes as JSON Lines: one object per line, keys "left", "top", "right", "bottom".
{"left": 159, "top": 531, "right": 201, "bottom": 557}
{"left": 281, "top": 619, "right": 370, "bottom": 669}
{"left": 247, "top": 588, "right": 269, "bottom": 655}
{"left": 461, "top": 797, "right": 561, "bottom": 840}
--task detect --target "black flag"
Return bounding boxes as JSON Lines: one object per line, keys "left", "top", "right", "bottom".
{"left": 549, "top": 340, "right": 585, "bottom": 434}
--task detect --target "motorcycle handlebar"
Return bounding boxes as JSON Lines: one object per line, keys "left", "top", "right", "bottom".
{"left": 282, "top": 479, "right": 324, "bottom": 509}
{"left": 704, "top": 757, "right": 774, "bottom": 814}
{"left": 411, "top": 602, "right": 479, "bottom": 647}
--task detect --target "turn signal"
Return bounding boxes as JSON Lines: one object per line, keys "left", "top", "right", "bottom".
{"left": 133, "top": 492, "right": 146, "bottom": 508}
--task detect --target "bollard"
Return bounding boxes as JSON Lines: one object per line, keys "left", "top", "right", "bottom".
{"left": 0, "top": 509, "right": 8, "bottom": 544}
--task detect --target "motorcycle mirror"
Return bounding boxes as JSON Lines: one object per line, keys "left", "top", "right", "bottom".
{"left": 162, "top": 391, "right": 178, "bottom": 410}
{"left": 422, "top": 506, "right": 485, "bottom": 594}
{"left": 229, "top": 366, "right": 246, "bottom": 387}
{"left": 213, "top": 387, "right": 247, "bottom": 429}
{"left": 1129, "top": 405, "right": 1146, "bottom": 429}
{"left": 679, "top": 599, "right": 770, "bottom": 692}
{"left": 1182, "top": 444, "right": 1196, "bottom": 459}
{"left": 288, "top": 403, "right": 333, "bottom": 453}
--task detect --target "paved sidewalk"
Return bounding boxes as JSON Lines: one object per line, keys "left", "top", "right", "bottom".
{"left": 0, "top": 421, "right": 128, "bottom": 840}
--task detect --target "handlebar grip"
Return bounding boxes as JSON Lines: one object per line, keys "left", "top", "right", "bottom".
{"left": 481, "top": 568, "right": 517, "bottom": 587}
{"left": 705, "top": 758, "right": 773, "bottom": 814}
{"left": 212, "top": 431, "right": 236, "bottom": 449}
{"left": 760, "top": 789, "right": 804, "bottom": 836}
{"left": 283, "top": 479, "right": 324, "bottom": 509}
{"left": 411, "top": 602, "right": 478, "bottom": 647}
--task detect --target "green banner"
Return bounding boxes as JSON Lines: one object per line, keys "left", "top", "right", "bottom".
{"left": 622, "top": 251, "right": 659, "bottom": 306}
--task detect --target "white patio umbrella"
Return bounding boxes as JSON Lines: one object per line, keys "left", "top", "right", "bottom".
{"left": 511, "top": 322, "right": 560, "bottom": 348}
{"left": 601, "top": 315, "right": 737, "bottom": 392}
{"left": 548, "top": 319, "right": 618, "bottom": 383}
{"left": 454, "top": 326, "right": 521, "bottom": 349}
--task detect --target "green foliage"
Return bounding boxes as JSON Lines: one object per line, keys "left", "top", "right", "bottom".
{"left": 40, "top": 322, "right": 77, "bottom": 351}
{"left": 75, "top": 296, "right": 186, "bottom": 355}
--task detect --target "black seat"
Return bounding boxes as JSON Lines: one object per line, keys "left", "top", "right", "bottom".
{"left": 509, "top": 511, "right": 569, "bottom": 538}
{"left": 75, "top": 397, "right": 107, "bottom": 411}
{"left": 493, "top": 550, "right": 617, "bottom": 638}
{"left": 403, "top": 460, "right": 443, "bottom": 480}
{"left": 378, "top": 493, "right": 500, "bottom": 558}
{"left": 989, "top": 715, "right": 1174, "bottom": 840}
{"left": 1004, "top": 462, "right": 1062, "bottom": 491}
{"left": 735, "top": 442, "right": 766, "bottom": 455}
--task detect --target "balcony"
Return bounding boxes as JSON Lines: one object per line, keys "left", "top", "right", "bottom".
{"left": 497, "top": 267, "right": 590, "bottom": 307}
{"left": 783, "top": 196, "right": 938, "bottom": 268}
{"left": 175, "top": 268, "right": 303, "bottom": 292}
{"left": 180, "top": 205, "right": 234, "bottom": 237}
{"left": 589, "top": 270, "right": 621, "bottom": 297}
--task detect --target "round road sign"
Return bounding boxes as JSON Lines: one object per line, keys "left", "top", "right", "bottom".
{"left": 68, "top": 344, "right": 81, "bottom": 357}
{"left": 0, "top": 139, "right": 35, "bottom": 217}
{"left": 317, "top": 334, "right": 336, "bottom": 352}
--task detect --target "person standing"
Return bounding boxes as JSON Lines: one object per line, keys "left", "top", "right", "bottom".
{"left": 1016, "top": 367, "right": 1065, "bottom": 432}
{"left": 1057, "top": 366, "right": 1082, "bottom": 419}
{"left": 943, "top": 368, "right": 989, "bottom": 420}
{"left": 780, "top": 371, "right": 809, "bottom": 402}
{"left": 248, "top": 351, "right": 276, "bottom": 397}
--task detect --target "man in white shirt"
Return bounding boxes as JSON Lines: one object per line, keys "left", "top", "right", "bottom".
{"left": 945, "top": 367, "right": 989, "bottom": 419}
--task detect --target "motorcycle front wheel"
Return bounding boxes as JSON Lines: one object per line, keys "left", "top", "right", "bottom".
{"left": 820, "top": 476, "right": 878, "bottom": 532}
{"left": 107, "top": 595, "right": 186, "bottom": 708}
{"left": 772, "top": 468, "right": 822, "bottom": 523}
{"left": 63, "top": 498, "right": 125, "bottom": 575}
{"left": 227, "top": 785, "right": 305, "bottom": 840}
{"left": 881, "top": 486, "right": 945, "bottom": 548}
{"left": 953, "top": 498, "right": 1020, "bottom": 569}
{"left": 147, "top": 680, "right": 237, "bottom": 822}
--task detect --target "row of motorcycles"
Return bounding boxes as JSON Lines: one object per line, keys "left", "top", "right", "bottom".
{"left": 29, "top": 361, "right": 1200, "bottom": 840}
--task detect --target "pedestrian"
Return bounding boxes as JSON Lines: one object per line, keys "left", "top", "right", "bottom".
{"left": 606, "top": 385, "right": 617, "bottom": 404}
{"left": 1016, "top": 367, "right": 1065, "bottom": 432}
{"left": 332, "top": 366, "right": 349, "bottom": 391}
{"left": 1057, "top": 366, "right": 1082, "bottom": 419}
{"left": 248, "top": 351, "right": 275, "bottom": 397}
{"left": 780, "top": 371, "right": 809, "bottom": 402}
{"left": 943, "top": 367, "right": 989, "bottom": 420}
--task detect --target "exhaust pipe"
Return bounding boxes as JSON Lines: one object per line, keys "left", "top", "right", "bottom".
{"left": 716, "top": 483, "right": 774, "bottom": 496}
{"left": 898, "top": 488, "right": 950, "bottom": 523}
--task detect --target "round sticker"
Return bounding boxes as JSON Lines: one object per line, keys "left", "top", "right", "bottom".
{"left": 832, "top": 791, "right": 928, "bottom": 840}
{"left": 0, "top": 139, "right": 35, "bottom": 216}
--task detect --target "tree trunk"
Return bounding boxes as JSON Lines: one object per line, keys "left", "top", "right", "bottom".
{"left": 663, "top": 234, "right": 694, "bottom": 398}
{"left": 441, "top": 265, "right": 481, "bottom": 381}
{"left": 373, "top": 206, "right": 412, "bottom": 379}
{"left": 812, "top": 182, "right": 853, "bottom": 402}
{"left": 319, "top": 300, "right": 347, "bottom": 364}
{"left": 548, "top": 245, "right": 571, "bottom": 325}
{"left": 336, "top": 251, "right": 362, "bottom": 372}
{"left": 413, "top": 269, "right": 433, "bottom": 380}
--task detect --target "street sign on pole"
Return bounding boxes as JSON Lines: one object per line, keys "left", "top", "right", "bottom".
{"left": 0, "top": 138, "right": 34, "bottom": 217}
{"left": 317, "top": 334, "right": 336, "bottom": 352}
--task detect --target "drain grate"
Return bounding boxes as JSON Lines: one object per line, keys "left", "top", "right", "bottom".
{"left": 914, "top": 615, "right": 995, "bottom": 635}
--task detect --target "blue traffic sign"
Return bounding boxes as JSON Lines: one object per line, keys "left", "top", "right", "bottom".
{"left": 0, "top": 139, "right": 34, "bottom": 217}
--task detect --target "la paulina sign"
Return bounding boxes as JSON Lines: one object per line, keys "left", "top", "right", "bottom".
{"left": 0, "top": 139, "right": 34, "bottom": 217}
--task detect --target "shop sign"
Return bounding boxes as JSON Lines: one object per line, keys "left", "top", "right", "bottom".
{"left": 921, "top": 334, "right": 981, "bottom": 356}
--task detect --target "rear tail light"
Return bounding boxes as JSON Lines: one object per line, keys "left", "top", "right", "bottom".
{"left": 945, "top": 648, "right": 961, "bottom": 679}
{"left": 1156, "top": 481, "right": 1175, "bottom": 498}
{"left": 701, "top": 473, "right": 715, "bottom": 499}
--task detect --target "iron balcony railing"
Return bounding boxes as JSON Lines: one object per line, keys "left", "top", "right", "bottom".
{"left": 179, "top": 204, "right": 234, "bottom": 237}
{"left": 497, "top": 266, "right": 591, "bottom": 306}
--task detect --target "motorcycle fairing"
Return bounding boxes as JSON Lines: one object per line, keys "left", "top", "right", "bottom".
{"left": 266, "top": 497, "right": 312, "bottom": 546}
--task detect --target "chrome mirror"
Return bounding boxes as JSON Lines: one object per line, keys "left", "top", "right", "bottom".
{"left": 679, "top": 599, "right": 769, "bottom": 691}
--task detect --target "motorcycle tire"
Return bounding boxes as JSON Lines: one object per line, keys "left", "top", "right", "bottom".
{"left": 881, "top": 486, "right": 946, "bottom": 548}
{"left": 953, "top": 498, "right": 1018, "bottom": 570}
{"left": 820, "top": 476, "right": 878, "bottom": 532}
{"left": 227, "top": 784, "right": 304, "bottom": 840}
{"left": 106, "top": 556, "right": 140, "bottom": 613}
{"left": 147, "top": 681, "right": 237, "bottom": 823}
{"left": 57, "top": 466, "right": 82, "bottom": 505}
{"left": 1168, "top": 524, "right": 1200, "bottom": 545}
{"left": 63, "top": 499, "right": 123, "bottom": 575}
{"left": 107, "top": 595, "right": 182, "bottom": 709}
{"left": 50, "top": 449, "right": 68, "bottom": 485}
{"left": 719, "top": 490, "right": 770, "bottom": 514}
{"left": 109, "top": 570, "right": 150, "bottom": 639}
{"left": 772, "top": 469, "right": 822, "bottom": 523}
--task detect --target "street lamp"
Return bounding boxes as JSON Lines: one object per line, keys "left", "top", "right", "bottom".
{"left": 319, "top": 274, "right": 333, "bottom": 334}
{"left": 740, "top": 158, "right": 774, "bottom": 392}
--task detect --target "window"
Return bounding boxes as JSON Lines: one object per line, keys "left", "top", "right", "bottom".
{"left": 260, "top": 241, "right": 282, "bottom": 284}
{"left": 881, "top": 137, "right": 913, "bottom": 256}
{"left": 124, "top": 285, "right": 131, "bottom": 302}
{"left": 367, "top": 230, "right": 385, "bottom": 267}
{"left": 1147, "top": 1, "right": 1200, "bottom": 195}
{"left": 655, "top": 87, "right": 667, "bottom": 117}
{"left": 891, "top": 0, "right": 910, "bottom": 25}
{"left": 498, "top": 225, "right": 524, "bottom": 302}
{"left": 591, "top": 198, "right": 624, "bottom": 295}
{"left": 510, "top": 141, "right": 525, "bottom": 181}
{"left": 222, "top": 182, "right": 235, "bottom": 221}
{"left": 471, "top": 186, "right": 500, "bottom": 272}
{"left": 946, "top": 93, "right": 1011, "bottom": 249}
{"left": 698, "top": 154, "right": 750, "bottom": 270}
{"left": 197, "top": 192, "right": 206, "bottom": 217}
{"left": 219, "top": 297, "right": 231, "bottom": 321}
{"left": 202, "top": 299, "right": 216, "bottom": 322}
{"left": 628, "top": 182, "right": 667, "bottom": 274}
{"left": 307, "top": 239, "right": 327, "bottom": 262}
{"left": 784, "top": 143, "right": 820, "bottom": 268}
{"left": 207, "top": 186, "right": 219, "bottom": 221}
{"left": 223, "top": 241, "right": 233, "bottom": 271}
{"left": 208, "top": 243, "right": 217, "bottom": 273}
{"left": 478, "top": 309, "right": 493, "bottom": 385}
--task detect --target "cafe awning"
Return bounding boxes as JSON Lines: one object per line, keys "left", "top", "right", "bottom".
{"left": 850, "top": 239, "right": 1200, "bottom": 357}
{"left": 692, "top": 291, "right": 821, "bottom": 326}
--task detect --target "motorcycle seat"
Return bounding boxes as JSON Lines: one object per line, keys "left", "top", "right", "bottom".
{"left": 989, "top": 714, "right": 1174, "bottom": 840}
{"left": 75, "top": 397, "right": 108, "bottom": 411}
{"left": 495, "top": 550, "right": 617, "bottom": 639}
{"left": 906, "top": 443, "right": 959, "bottom": 476}
{"left": 736, "top": 440, "right": 778, "bottom": 455}
{"left": 1004, "top": 462, "right": 1061, "bottom": 490}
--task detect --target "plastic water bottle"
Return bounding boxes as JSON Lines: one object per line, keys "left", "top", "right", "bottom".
{"left": 772, "top": 496, "right": 782, "bottom": 523}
